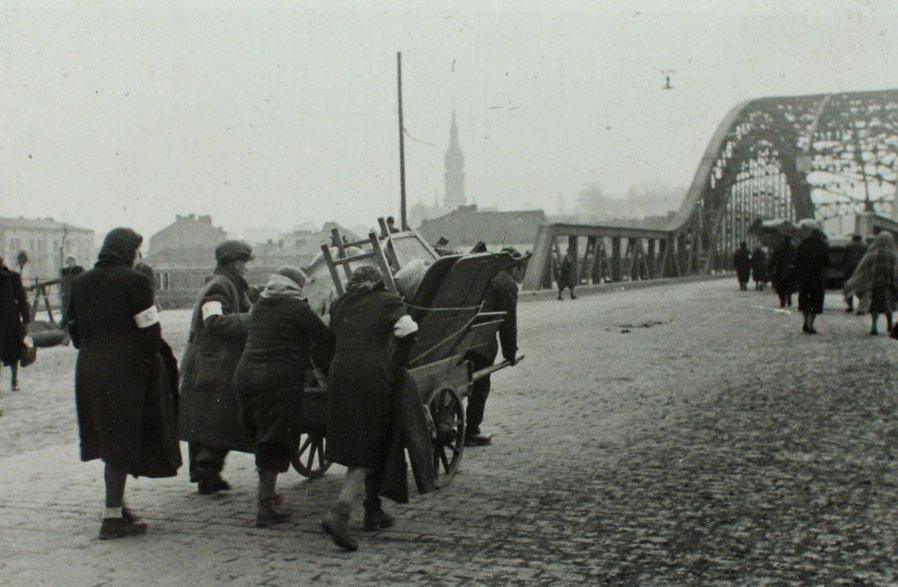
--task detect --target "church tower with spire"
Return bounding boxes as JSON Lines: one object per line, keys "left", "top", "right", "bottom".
{"left": 444, "top": 111, "right": 466, "bottom": 210}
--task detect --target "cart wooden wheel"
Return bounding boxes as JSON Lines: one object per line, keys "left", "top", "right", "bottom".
{"left": 291, "top": 430, "right": 332, "bottom": 479}
{"left": 427, "top": 387, "right": 465, "bottom": 488}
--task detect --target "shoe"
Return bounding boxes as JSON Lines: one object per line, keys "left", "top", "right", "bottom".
{"left": 321, "top": 503, "right": 358, "bottom": 551}
{"left": 362, "top": 508, "right": 395, "bottom": 532}
{"left": 122, "top": 506, "right": 140, "bottom": 523}
{"left": 256, "top": 496, "right": 292, "bottom": 528}
{"left": 870, "top": 328, "right": 879, "bottom": 336}
{"left": 198, "top": 477, "right": 231, "bottom": 495}
{"left": 801, "top": 324, "right": 808, "bottom": 333}
{"left": 845, "top": 307, "right": 854, "bottom": 313}
{"left": 10, "top": 385, "right": 19, "bottom": 392}
{"left": 99, "top": 517, "right": 148, "bottom": 540}
{"left": 464, "top": 433, "right": 493, "bottom": 447}
{"left": 857, "top": 310, "right": 865, "bottom": 316}
{"left": 571, "top": 295, "right": 578, "bottom": 300}
{"left": 807, "top": 327, "right": 817, "bottom": 334}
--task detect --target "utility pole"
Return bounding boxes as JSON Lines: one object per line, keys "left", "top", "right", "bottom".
{"left": 397, "top": 51, "right": 408, "bottom": 230}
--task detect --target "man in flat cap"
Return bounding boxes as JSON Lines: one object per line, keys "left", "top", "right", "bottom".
{"left": 464, "top": 247, "right": 526, "bottom": 447}
{"left": 179, "top": 240, "right": 255, "bottom": 494}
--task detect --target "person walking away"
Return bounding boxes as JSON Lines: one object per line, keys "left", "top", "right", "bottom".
{"left": 235, "top": 266, "right": 334, "bottom": 528}
{"left": 751, "top": 246, "right": 768, "bottom": 291}
{"left": 67, "top": 228, "right": 181, "bottom": 539}
{"left": 842, "top": 232, "right": 898, "bottom": 335}
{"left": 767, "top": 236, "right": 797, "bottom": 308}
{"left": 465, "top": 247, "right": 523, "bottom": 447}
{"left": 0, "top": 255, "right": 30, "bottom": 391}
{"left": 793, "top": 228, "right": 831, "bottom": 334}
{"left": 180, "top": 240, "right": 255, "bottom": 495}
{"left": 733, "top": 242, "right": 752, "bottom": 291}
{"left": 321, "top": 266, "right": 418, "bottom": 552}
{"left": 557, "top": 248, "right": 577, "bottom": 300}
{"left": 59, "top": 255, "right": 84, "bottom": 336}
{"left": 842, "top": 234, "right": 867, "bottom": 312}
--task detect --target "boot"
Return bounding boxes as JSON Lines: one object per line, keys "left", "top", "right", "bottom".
{"left": 362, "top": 507, "right": 395, "bottom": 531}
{"left": 256, "top": 496, "right": 292, "bottom": 528}
{"left": 99, "top": 517, "right": 147, "bottom": 540}
{"left": 321, "top": 502, "right": 357, "bottom": 551}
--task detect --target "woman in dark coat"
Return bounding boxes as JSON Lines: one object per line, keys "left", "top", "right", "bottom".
{"left": 0, "top": 255, "right": 30, "bottom": 391}
{"left": 67, "top": 228, "right": 181, "bottom": 540}
{"left": 321, "top": 265, "right": 418, "bottom": 552}
{"left": 235, "top": 266, "right": 334, "bottom": 528}
{"left": 767, "top": 236, "right": 797, "bottom": 308}
{"left": 793, "top": 228, "right": 831, "bottom": 334}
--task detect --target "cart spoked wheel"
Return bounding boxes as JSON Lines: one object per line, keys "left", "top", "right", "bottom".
{"left": 291, "top": 430, "right": 332, "bottom": 479}
{"left": 427, "top": 387, "right": 465, "bottom": 488}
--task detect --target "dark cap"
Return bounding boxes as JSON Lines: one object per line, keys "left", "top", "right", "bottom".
{"left": 214, "top": 240, "right": 254, "bottom": 264}
{"left": 275, "top": 265, "right": 307, "bottom": 288}
{"left": 500, "top": 246, "right": 531, "bottom": 267}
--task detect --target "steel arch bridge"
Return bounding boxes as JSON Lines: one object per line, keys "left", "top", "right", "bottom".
{"left": 523, "top": 88, "right": 898, "bottom": 290}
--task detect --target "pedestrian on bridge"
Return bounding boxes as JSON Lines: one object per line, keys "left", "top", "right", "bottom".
{"left": 0, "top": 255, "right": 30, "bottom": 392}
{"left": 733, "top": 242, "right": 752, "bottom": 291}
{"left": 751, "top": 246, "right": 768, "bottom": 290}
{"left": 557, "top": 248, "right": 577, "bottom": 300}
{"left": 235, "top": 266, "right": 334, "bottom": 528}
{"left": 794, "top": 228, "right": 831, "bottom": 334}
{"left": 842, "top": 232, "right": 898, "bottom": 335}
{"left": 768, "top": 236, "right": 797, "bottom": 308}
{"left": 180, "top": 240, "right": 255, "bottom": 496}
{"left": 67, "top": 228, "right": 181, "bottom": 540}
{"left": 842, "top": 234, "right": 868, "bottom": 313}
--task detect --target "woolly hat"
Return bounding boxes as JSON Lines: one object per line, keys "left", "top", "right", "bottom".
{"left": 275, "top": 265, "right": 307, "bottom": 288}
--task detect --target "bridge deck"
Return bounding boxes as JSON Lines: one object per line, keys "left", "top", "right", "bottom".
{"left": 0, "top": 277, "right": 895, "bottom": 584}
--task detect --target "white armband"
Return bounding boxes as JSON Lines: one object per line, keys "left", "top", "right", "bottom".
{"left": 393, "top": 314, "right": 418, "bottom": 338}
{"left": 201, "top": 301, "right": 224, "bottom": 321}
{"left": 134, "top": 306, "right": 159, "bottom": 329}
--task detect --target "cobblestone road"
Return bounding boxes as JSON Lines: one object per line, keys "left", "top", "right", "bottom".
{"left": 1, "top": 277, "right": 897, "bottom": 585}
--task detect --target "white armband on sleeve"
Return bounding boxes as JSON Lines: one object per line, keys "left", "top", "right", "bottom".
{"left": 134, "top": 306, "right": 159, "bottom": 329}
{"left": 201, "top": 301, "right": 224, "bottom": 321}
{"left": 393, "top": 314, "right": 418, "bottom": 338}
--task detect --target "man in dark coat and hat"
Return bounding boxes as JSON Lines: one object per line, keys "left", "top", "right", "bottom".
{"left": 0, "top": 254, "right": 30, "bottom": 391}
{"left": 733, "top": 242, "right": 752, "bottom": 291}
{"left": 67, "top": 228, "right": 181, "bottom": 540}
{"left": 464, "top": 247, "right": 524, "bottom": 447}
{"left": 179, "top": 240, "right": 255, "bottom": 495}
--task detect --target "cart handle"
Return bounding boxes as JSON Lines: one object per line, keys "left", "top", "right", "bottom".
{"left": 471, "top": 354, "right": 525, "bottom": 382}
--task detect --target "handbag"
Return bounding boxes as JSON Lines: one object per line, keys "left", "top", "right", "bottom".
{"left": 19, "top": 336, "right": 37, "bottom": 367}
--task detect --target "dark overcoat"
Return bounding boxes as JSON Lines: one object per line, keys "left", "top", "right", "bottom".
{"left": 0, "top": 267, "right": 29, "bottom": 366}
{"left": 68, "top": 260, "right": 180, "bottom": 476}
{"left": 471, "top": 269, "right": 519, "bottom": 365}
{"left": 235, "top": 295, "right": 334, "bottom": 449}
{"left": 768, "top": 239, "right": 797, "bottom": 296}
{"left": 794, "top": 233, "right": 831, "bottom": 315}
{"left": 325, "top": 289, "right": 407, "bottom": 469}
{"left": 179, "top": 271, "right": 254, "bottom": 452}
{"left": 733, "top": 248, "right": 752, "bottom": 283}
{"left": 751, "top": 248, "right": 768, "bottom": 282}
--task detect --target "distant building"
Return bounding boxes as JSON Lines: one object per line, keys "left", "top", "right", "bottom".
{"left": 416, "top": 205, "right": 548, "bottom": 252}
{"left": 0, "top": 216, "right": 94, "bottom": 282}
{"left": 147, "top": 213, "right": 228, "bottom": 266}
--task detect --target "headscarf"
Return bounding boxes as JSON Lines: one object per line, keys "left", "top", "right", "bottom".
{"left": 346, "top": 265, "right": 384, "bottom": 293}
{"left": 260, "top": 266, "right": 307, "bottom": 300}
{"left": 844, "top": 232, "right": 898, "bottom": 295}
{"left": 96, "top": 228, "right": 142, "bottom": 268}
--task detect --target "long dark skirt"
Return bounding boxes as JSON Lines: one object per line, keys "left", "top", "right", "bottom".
{"left": 234, "top": 359, "right": 303, "bottom": 459}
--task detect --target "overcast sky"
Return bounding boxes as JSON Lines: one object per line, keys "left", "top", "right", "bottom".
{"left": 1, "top": 0, "right": 896, "bottom": 241}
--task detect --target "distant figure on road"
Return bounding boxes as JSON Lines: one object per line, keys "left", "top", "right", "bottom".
{"left": 733, "top": 242, "right": 752, "bottom": 291}
{"left": 842, "top": 232, "right": 898, "bottom": 335}
{"left": 465, "top": 247, "right": 523, "bottom": 447}
{"left": 321, "top": 265, "right": 418, "bottom": 552}
{"left": 841, "top": 234, "right": 867, "bottom": 313}
{"left": 386, "top": 216, "right": 400, "bottom": 234}
{"left": 180, "top": 240, "right": 255, "bottom": 496}
{"left": 794, "top": 228, "right": 831, "bottom": 334}
{"left": 557, "top": 248, "right": 577, "bottom": 300}
{"left": 58, "top": 255, "right": 84, "bottom": 335}
{"left": 0, "top": 254, "right": 30, "bottom": 392}
{"left": 67, "top": 228, "right": 181, "bottom": 540}
{"left": 235, "top": 266, "right": 334, "bottom": 528}
{"left": 767, "top": 236, "right": 797, "bottom": 308}
{"left": 751, "top": 246, "right": 768, "bottom": 291}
